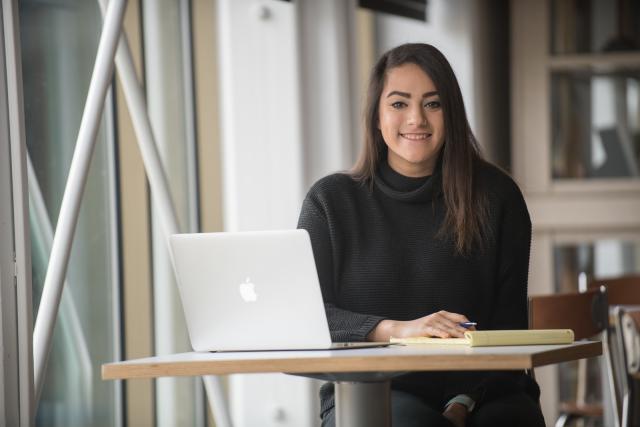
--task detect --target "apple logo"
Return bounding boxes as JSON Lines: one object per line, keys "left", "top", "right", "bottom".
{"left": 239, "top": 277, "right": 258, "bottom": 302}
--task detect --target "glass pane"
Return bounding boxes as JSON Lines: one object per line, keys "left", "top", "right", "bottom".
{"left": 551, "top": 71, "right": 640, "bottom": 179}
{"left": 554, "top": 240, "right": 640, "bottom": 292}
{"left": 20, "top": 1, "right": 121, "bottom": 426}
{"left": 551, "top": 0, "right": 640, "bottom": 55}
{"left": 553, "top": 239, "right": 640, "bottom": 414}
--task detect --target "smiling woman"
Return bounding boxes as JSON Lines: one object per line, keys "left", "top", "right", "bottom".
{"left": 377, "top": 63, "right": 445, "bottom": 178}
{"left": 353, "top": 43, "right": 489, "bottom": 255}
{"left": 298, "top": 43, "right": 546, "bottom": 427}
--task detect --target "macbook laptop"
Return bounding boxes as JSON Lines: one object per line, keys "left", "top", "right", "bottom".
{"left": 169, "top": 229, "right": 389, "bottom": 352}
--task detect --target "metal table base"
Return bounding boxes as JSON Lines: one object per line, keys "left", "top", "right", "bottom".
{"left": 294, "top": 371, "right": 404, "bottom": 427}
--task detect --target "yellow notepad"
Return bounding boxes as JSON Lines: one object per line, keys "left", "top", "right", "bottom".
{"left": 390, "top": 329, "right": 574, "bottom": 347}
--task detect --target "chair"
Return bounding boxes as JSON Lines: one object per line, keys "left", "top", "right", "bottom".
{"left": 616, "top": 307, "right": 640, "bottom": 427}
{"left": 528, "top": 286, "right": 618, "bottom": 427}
{"left": 591, "top": 275, "right": 640, "bottom": 306}
{"left": 591, "top": 274, "right": 640, "bottom": 427}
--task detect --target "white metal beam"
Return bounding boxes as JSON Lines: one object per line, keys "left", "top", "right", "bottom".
{"left": 32, "top": 0, "right": 127, "bottom": 401}
{"left": 27, "top": 155, "right": 94, "bottom": 418}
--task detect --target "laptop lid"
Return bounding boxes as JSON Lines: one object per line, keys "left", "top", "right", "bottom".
{"left": 169, "top": 229, "right": 333, "bottom": 351}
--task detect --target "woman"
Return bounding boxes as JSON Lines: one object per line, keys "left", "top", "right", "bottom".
{"left": 297, "top": 43, "right": 545, "bottom": 427}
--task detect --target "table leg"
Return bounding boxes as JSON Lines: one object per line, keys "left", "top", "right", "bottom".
{"left": 334, "top": 380, "right": 391, "bottom": 427}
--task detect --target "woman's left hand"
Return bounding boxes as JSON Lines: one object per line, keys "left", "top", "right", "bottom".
{"left": 443, "top": 403, "right": 467, "bottom": 427}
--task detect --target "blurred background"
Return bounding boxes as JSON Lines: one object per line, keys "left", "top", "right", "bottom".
{"left": 7, "top": 0, "right": 640, "bottom": 425}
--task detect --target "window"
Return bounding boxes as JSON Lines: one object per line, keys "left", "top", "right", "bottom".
{"left": 20, "top": 1, "right": 122, "bottom": 425}
{"left": 551, "top": 72, "right": 640, "bottom": 179}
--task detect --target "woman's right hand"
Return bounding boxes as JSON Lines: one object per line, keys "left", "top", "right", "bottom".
{"left": 367, "top": 311, "right": 475, "bottom": 341}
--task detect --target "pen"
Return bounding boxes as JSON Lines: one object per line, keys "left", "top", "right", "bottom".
{"left": 459, "top": 322, "right": 477, "bottom": 328}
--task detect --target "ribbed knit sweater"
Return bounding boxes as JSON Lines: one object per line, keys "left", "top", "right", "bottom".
{"left": 297, "top": 159, "right": 533, "bottom": 414}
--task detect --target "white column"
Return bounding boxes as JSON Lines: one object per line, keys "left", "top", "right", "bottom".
{"left": 142, "top": 0, "right": 203, "bottom": 425}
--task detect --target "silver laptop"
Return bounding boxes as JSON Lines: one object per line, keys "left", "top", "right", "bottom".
{"left": 169, "top": 229, "right": 388, "bottom": 352}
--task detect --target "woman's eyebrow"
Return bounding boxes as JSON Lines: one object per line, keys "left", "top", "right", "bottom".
{"left": 386, "top": 90, "right": 410, "bottom": 98}
{"left": 385, "top": 90, "right": 439, "bottom": 98}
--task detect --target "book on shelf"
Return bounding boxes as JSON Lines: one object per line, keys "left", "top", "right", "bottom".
{"left": 390, "top": 329, "right": 574, "bottom": 347}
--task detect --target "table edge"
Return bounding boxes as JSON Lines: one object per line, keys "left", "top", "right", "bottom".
{"left": 102, "top": 341, "right": 602, "bottom": 380}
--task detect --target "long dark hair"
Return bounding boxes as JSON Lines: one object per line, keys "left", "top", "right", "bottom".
{"left": 351, "top": 43, "right": 489, "bottom": 254}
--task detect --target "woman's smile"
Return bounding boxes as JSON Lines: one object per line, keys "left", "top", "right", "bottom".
{"left": 400, "top": 132, "right": 432, "bottom": 141}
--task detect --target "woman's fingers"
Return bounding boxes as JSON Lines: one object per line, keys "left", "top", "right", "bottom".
{"left": 425, "top": 325, "right": 450, "bottom": 338}
{"left": 425, "top": 311, "right": 470, "bottom": 337}
{"left": 428, "top": 319, "right": 458, "bottom": 337}
{"left": 393, "top": 311, "right": 474, "bottom": 338}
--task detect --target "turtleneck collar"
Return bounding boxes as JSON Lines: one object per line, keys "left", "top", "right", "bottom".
{"left": 374, "top": 159, "right": 442, "bottom": 203}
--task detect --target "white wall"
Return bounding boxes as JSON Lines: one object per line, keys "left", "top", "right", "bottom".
{"left": 217, "top": 0, "right": 304, "bottom": 234}
{"left": 298, "top": 0, "right": 361, "bottom": 186}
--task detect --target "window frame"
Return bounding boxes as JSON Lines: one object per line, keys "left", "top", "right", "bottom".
{"left": 0, "top": 0, "right": 35, "bottom": 425}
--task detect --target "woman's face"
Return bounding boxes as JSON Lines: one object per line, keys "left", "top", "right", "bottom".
{"left": 378, "top": 63, "right": 445, "bottom": 177}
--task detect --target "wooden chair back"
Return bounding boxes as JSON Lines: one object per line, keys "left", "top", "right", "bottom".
{"left": 591, "top": 275, "right": 640, "bottom": 306}
{"left": 529, "top": 287, "right": 613, "bottom": 426}
{"left": 528, "top": 287, "right": 608, "bottom": 340}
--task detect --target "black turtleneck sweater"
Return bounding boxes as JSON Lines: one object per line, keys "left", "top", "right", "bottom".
{"left": 297, "top": 160, "right": 532, "bottom": 413}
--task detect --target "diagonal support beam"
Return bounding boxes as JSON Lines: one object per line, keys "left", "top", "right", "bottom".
{"left": 97, "top": 0, "right": 180, "bottom": 236}
{"left": 95, "top": 1, "right": 232, "bottom": 425}
{"left": 32, "top": 0, "right": 127, "bottom": 402}
{"left": 27, "top": 155, "right": 94, "bottom": 415}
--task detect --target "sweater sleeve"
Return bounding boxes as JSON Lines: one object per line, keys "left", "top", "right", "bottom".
{"left": 297, "top": 193, "right": 385, "bottom": 342}
{"left": 489, "top": 179, "right": 531, "bottom": 330}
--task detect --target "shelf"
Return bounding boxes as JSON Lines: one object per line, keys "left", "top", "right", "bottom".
{"left": 549, "top": 179, "right": 640, "bottom": 194}
{"left": 549, "top": 52, "right": 640, "bottom": 72}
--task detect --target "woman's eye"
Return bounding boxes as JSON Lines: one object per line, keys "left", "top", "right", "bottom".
{"left": 425, "top": 101, "right": 441, "bottom": 109}
{"left": 391, "top": 101, "right": 406, "bottom": 109}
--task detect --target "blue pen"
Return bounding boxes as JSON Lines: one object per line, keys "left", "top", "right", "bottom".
{"left": 459, "top": 322, "right": 477, "bottom": 328}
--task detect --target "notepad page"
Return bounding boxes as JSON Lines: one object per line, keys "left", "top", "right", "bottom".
{"left": 389, "top": 329, "right": 574, "bottom": 346}
{"left": 389, "top": 336, "right": 469, "bottom": 345}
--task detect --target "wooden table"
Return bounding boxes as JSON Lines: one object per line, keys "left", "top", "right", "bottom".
{"left": 103, "top": 341, "right": 602, "bottom": 427}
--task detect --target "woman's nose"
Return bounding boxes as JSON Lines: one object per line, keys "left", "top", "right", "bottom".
{"left": 407, "top": 107, "right": 427, "bottom": 126}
